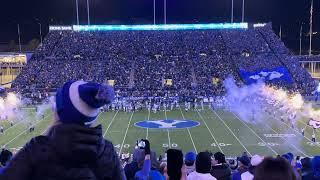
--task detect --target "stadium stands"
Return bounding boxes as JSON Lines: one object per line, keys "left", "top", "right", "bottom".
{"left": 12, "top": 23, "right": 315, "bottom": 98}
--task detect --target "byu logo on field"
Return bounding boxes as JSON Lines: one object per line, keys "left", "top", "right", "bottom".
{"left": 135, "top": 119, "right": 200, "bottom": 129}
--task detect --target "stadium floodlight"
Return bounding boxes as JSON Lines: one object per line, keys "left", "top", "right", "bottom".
{"left": 231, "top": 0, "right": 234, "bottom": 23}
{"left": 17, "top": 24, "right": 22, "bottom": 52}
{"left": 242, "top": 0, "right": 245, "bottom": 22}
{"left": 38, "top": 22, "right": 43, "bottom": 45}
{"left": 87, "top": 0, "right": 90, "bottom": 25}
{"left": 309, "top": 0, "right": 313, "bottom": 56}
{"left": 300, "top": 23, "right": 303, "bottom": 55}
{"left": 154, "top": 0, "right": 156, "bottom": 25}
{"left": 73, "top": 23, "right": 248, "bottom": 31}
{"left": 164, "top": 0, "right": 167, "bottom": 24}
{"left": 76, "top": 0, "right": 79, "bottom": 25}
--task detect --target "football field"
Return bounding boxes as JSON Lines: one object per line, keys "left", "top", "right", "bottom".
{"left": 1, "top": 107, "right": 320, "bottom": 158}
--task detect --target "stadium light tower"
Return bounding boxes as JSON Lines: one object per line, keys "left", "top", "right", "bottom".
{"left": 17, "top": 24, "right": 22, "bottom": 52}
{"left": 76, "top": 0, "right": 79, "bottom": 25}
{"left": 299, "top": 23, "right": 303, "bottom": 55}
{"left": 87, "top": 0, "right": 90, "bottom": 25}
{"left": 241, "top": 0, "right": 245, "bottom": 22}
{"left": 309, "top": 0, "right": 313, "bottom": 56}
{"left": 38, "top": 22, "right": 43, "bottom": 45}
{"left": 231, "top": 0, "right": 234, "bottom": 23}
{"left": 164, "top": 0, "right": 167, "bottom": 24}
{"left": 154, "top": 0, "right": 156, "bottom": 25}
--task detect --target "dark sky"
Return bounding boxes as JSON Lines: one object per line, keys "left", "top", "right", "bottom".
{"left": 0, "top": 0, "right": 319, "bottom": 54}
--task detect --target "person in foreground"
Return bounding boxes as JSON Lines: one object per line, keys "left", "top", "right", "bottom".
{"left": 0, "top": 80, "right": 126, "bottom": 180}
{"left": 187, "top": 152, "right": 217, "bottom": 180}
{"left": 254, "top": 157, "right": 296, "bottom": 180}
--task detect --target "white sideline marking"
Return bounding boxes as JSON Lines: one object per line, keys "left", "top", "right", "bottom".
{"left": 196, "top": 110, "right": 224, "bottom": 153}
{"left": 231, "top": 112, "right": 278, "bottom": 155}
{"left": 179, "top": 107, "right": 198, "bottom": 153}
{"left": 119, "top": 112, "right": 134, "bottom": 154}
{"left": 164, "top": 107, "right": 171, "bottom": 148}
{"left": 103, "top": 110, "right": 119, "bottom": 137}
{"left": 4, "top": 114, "right": 51, "bottom": 147}
{"left": 211, "top": 110, "right": 252, "bottom": 156}
{"left": 146, "top": 109, "right": 151, "bottom": 139}
{"left": 263, "top": 122, "right": 308, "bottom": 157}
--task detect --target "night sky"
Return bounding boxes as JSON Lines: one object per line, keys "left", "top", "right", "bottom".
{"left": 0, "top": 0, "right": 319, "bottom": 54}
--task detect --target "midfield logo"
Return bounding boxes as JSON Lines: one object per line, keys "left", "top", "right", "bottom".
{"left": 135, "top": 119, "right": 200, "bottom": 129}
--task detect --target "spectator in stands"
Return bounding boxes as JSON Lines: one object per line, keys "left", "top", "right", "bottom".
{"left": 295, "top": 156, "right": 302, "bottom": 170}
{"left": 282, "top": 153, "right": 301, "bottom": 180}
{"left": 254, "top": 157, "right": 297, "bottom": 180}
{"left": 227, "top": 159, "right": 238, "bottom": 173}
{"left": 211, "top": 152, "right": 232, "bottom": 180}
{"left": 185, "top": 151, "right": 196, "bottom": 176}
{"left": 159, "top": 162, "right": 167, "bottom": 177}
{"left": 0, "top": 80, "right": 126, "bottom": 180}
{"left": 125, "top": 149, "right": 145, "bottom": 180}
{"left": 166, "top": 149, "right": 186, "bottom": 180}
{"left": 241, "top": 154, "right": 264, "bottom": 180}
{"left": 188, "top": 151, "right": 217, "bottom": 180}
{"left": 312, "top": 156, "right": 320, "bottom": 180}
{"left": 134, "top": 139, "right": 164, "bottom": 180}
{"left": 232, "top": 155, "right": 250, "bottom": 180}
{"left": 301, "top": 157, "right": 313, "bottom": 180}
{"left": 0, "top": 149, "right": 13, "bottom": 173}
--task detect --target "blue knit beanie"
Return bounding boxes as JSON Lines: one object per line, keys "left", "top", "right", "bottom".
{"left": 185, "top": 151, "right": 196, "bottom": 163}
{"left": 55, "top": 80, "right": 115, "bottom": 125}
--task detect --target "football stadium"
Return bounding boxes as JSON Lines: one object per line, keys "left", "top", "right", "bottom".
{"left": 0, "top": 0, "right": 320, "bottom": 179}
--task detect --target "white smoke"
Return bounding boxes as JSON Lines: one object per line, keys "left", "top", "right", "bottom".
{"left": 0, "top": 93, "right": 22, "bottom": 120}
{"left": 219, "top": 77, "right": 319, "bottom": 125}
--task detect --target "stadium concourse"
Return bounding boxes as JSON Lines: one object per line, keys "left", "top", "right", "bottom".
{"left": 1, "top": 23, "right": 320, "bottom": 179}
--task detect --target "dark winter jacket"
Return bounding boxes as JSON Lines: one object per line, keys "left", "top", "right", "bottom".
{"left": 211, "top": 163, "right": 232, "bottom": 180}
{"left": 0, "top": 123, "right": 126, "bottom": 180}
{"left": 124, "top": 161, "right": 140, "bottom": 180}
{"left": 232, "top": 166, "right": 249, "bottom": 180}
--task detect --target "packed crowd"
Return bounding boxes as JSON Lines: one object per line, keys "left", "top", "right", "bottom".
{"left": 1, "top": 137, "right": 320, "bottom": 180}
{"left": 12, "top": 23, "right": 316, "bottom": 98}
{"left": 123, "top": 141, "right": 320, "bottom": 180}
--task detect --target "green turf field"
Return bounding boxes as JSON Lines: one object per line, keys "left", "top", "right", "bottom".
{"left": 1, "top": 107, "right": 320, "bottom": 158}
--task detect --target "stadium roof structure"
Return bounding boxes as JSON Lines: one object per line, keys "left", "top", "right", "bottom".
{"left": 67, "top": 23, "right": 248, "bottom": 31}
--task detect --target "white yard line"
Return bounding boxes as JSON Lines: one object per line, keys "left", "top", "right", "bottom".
{"left": 263, "top": 122, "right": 308, "bottom": 157}
{"left": 3, "top": 111, "right": 39, "bottom": 134}
{"left": 196, "top": 110, "right": 224, "bottom": 153}
{"left": 164, "top": 107, "right": 171, "bottom": 148}
{"left": 179, "top": 107, "right": 198, "bottom": 153}
{"left": 211, "top": 109, "right": 252, "bottom": 156}
{"left": 272, "top": 115, "right": 320, "bottom": 148}
{"left": 3, "top": 120, "right": 25, "bottom": 134}
{"left": 103, "top": 110, "right": 119, "bottom": 137}
{"left": 297, "top": 118, "right": 319, "bottom": 134}
{"left": 119, "top": 112, "right": 134, "bottom": 154}
{"left": 231, "top": 112, "right": 278, "bottom": 155}
{"left": 146, "top": 109, "right": 151, "bottom": 139}
{"left": 4, "top": 115, "right": 50, "bottom": 147}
